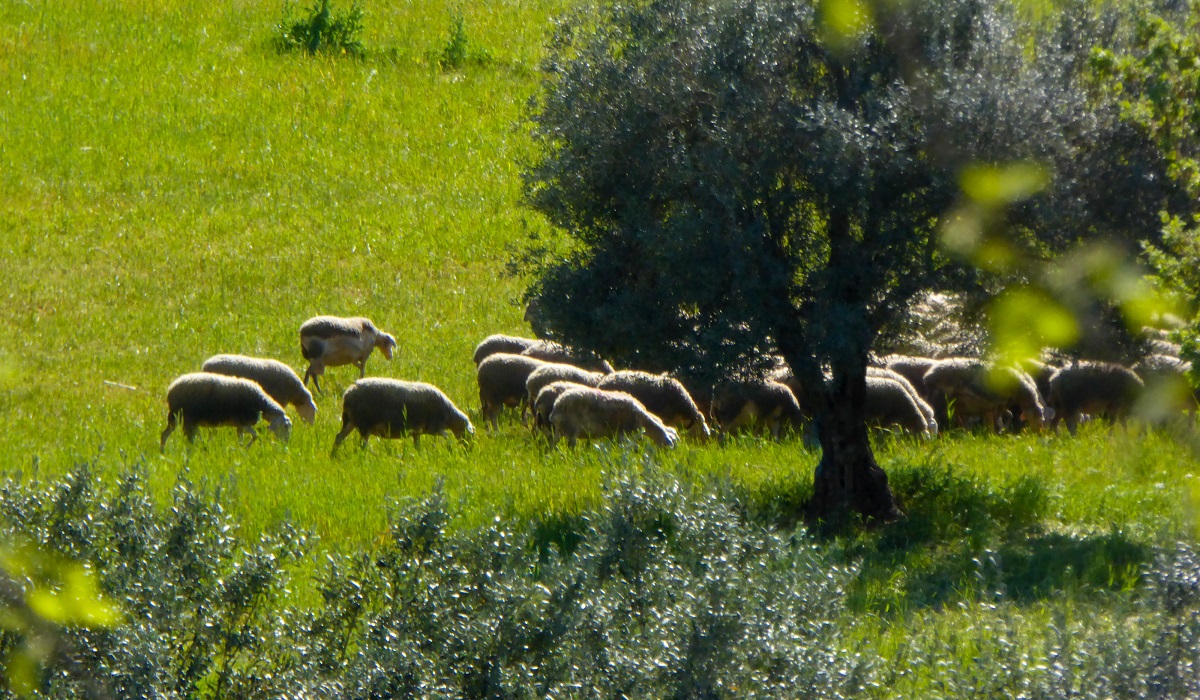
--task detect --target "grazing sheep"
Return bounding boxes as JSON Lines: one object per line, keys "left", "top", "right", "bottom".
{"left": 596, "top": 370, "right": 712, "bottom": 439}
{"left": 526, "top": 363, "right": 605, "bottom": 419}
{"left": 473, "top": 334, "right": 539, "bottom": 366}
{"left": 476, "top": 353, "right": 548, "bottom": 429}
{"left": 160, "top": 372, "right": 291, "bottom": 450}
{"left": 548, "top": 386, "right": 679, "bottom": 448}
{"left": 299, "top": 315, "right": 396, "bottom": 393}
{"left": 332, "top": 378, "right": 473, "bottom": 453}
{"left": 710, "top": 378, "right": 805, "bottom": 439}
{"left": 1048, "top": 361, "right": 1145, "bottom": 435}
{"left": 882, "top": 354, "right": 948, "bottom": 426}
{"left": 201, "top": 354, "right": 317, "bottom": 425}
{"left": 868, "top": 366, "right": 936, "bottom": 429}
{"left": 924, "top": 358, "right": 1049, "bottom": 432}
{"left": 532, "top": 380, "right": 592, "bottom": 437}
{"left": 865, "top": 376, "right": 938, "bottom": 436}
{"left": 520, "top": 341, "right": 615, "bottom": 374}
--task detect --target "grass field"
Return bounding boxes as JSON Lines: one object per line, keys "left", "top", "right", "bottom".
{"left": 4, "top": 2, "right": 1200, "bottom": 681}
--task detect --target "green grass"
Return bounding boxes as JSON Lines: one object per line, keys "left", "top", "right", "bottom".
{"left": 3, "top": 2, "right": 1200, "bottom": 687}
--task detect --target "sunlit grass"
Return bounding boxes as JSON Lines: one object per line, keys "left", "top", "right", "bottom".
{"left": 2, "top": 0, "right": 1199, "bottom": 686}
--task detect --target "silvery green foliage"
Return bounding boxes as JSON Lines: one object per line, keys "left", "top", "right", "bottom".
{"left": 6, "top": 458, "right": 1200, "bottom": 698}
{"left": 0, "top": 463, "right": 312, "bottom": 699}
{"left": 324, "top": 452, "right": 863, "bottom": 699}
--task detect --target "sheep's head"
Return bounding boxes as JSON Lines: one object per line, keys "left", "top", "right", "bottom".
{"left": 296, "top": 399, "right": 317, "bottom": 425}
{"left": 377, "top": 333, "right": 397, "bottom": 360}
{"left": 269, "top": 415, "right": 293, "bottom": 443}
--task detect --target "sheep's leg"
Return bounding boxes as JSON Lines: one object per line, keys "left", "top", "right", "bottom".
{"left": 1066, "top": 413, "right": 1080, "bottom": 437}
{"left": 355, "top": 359, "right": 367, "bottom": 378}
{"left": 183, "top": 419, "right": 199, "bottom": 443}
{"left": 331, "top": 420, "right": 355, "bottom": 455}
{"left": 160, "top": 413, "right": 178, "bottom": 452}
{"left": 240, "top": 425, "right": 258, "bottom": 447}
{"left": 412, "top": 433, "right": 421, "bottom": 448}
{"left": 306, "top": 363, "right": 324, "bottom": 394}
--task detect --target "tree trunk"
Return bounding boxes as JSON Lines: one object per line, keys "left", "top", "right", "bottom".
{"left": 806, "top": 365, "right": 901, "bottom": 523}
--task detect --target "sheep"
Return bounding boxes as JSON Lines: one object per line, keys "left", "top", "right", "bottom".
{"left": 532, "top": 380, "right": 593, "bottom": 437}
{"left": 710, "top": 378, "right": 805, "bottom": 439}
{"left": 882, "top": 354, "right": 948, "bottom": 426}
{"left": 200, "top": 354, "right": 317, "bottom": 425}
{"left": 299, "top": 315, "right": 396, "bottom": 393}
{"left": 525, "top": 363, "right": 606, "bottom": 425}
{"left": 1047, "top": 361, "right": 1145, "bottom": 435}
{"left": 520, "top": 341, "right": 615, "bottom": 374}
{"left": 923, "top": 358, "right": 1049, "bottom": 432}
{"left": 864, "top": 376, "right": 938, "bottom": 436}
{"left": 160, "top": 372, "right": 291, "bottom": 451}
{"left": 332, "top": 378, "right": 474, "bottom": 453}
{"left": 473, "top": 334, "right": 538, "bottom": 366}
{"left": 867, "top": 366, "right": 937, "bottom": 430}
{"left": 548, "top": 386, "right": 679, "bottom": 448}
{"left": 596, "top": 370, "right": 712, "bottom": 439}
{"left": 1133, "top": 354, "right": 1196, "bottom": 418}
{"left": 476, "top": 353, "right": 549, "bottom": 429}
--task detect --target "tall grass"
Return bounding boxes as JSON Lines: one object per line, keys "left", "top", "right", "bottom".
{"left": 2, "top": 2, "right": 1199, "bottom": 664}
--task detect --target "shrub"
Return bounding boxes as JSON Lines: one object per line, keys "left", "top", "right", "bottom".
{"left": 437, "top": 11, "right": 492, "bottom": 70}
{"left": 5, "top": 454, "right": 1200, "bottom": 698}
{"left": 276, "top": 0, "right": 365, "bottom": 57}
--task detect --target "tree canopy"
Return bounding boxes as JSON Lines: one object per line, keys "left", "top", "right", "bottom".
{"left": 520, "top": 0, "right": 1190, "bottom": 519}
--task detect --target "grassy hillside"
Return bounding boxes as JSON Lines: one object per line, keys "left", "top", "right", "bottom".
{"left": 0, "top": 0, "right": 1196, "bottom": 565}
{"left": 0, "top": 0, "right": 561, "bottom": 534}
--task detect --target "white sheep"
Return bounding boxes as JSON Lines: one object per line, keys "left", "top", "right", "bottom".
{"left": 160, "top": 372, "right": 291, "bottom": 451}
{"left": 299, "top": 315, "right": 397, "bottom": 393}
{"left": 596, "top": 370, "right": 712, "bottom": 439}
{"left": 1047, "top": 361, "right": 1145, "bottom": 435}
{"left": 867, "top": 366, "right": 937, "bottom": 430}
{"left": 200, "top": 354, "right": 317, "bottom": 425}
{"left": 865, "top": 376, "right": 938, "bottom": 436}
{"left": 532, "top": 380, "right": 593, "bottom": 437}
{"left": 548, "top": 386, "right": 679, "bottom": 448}
{"left": 332, "top": 378, "right": 474, "bottom": 453}
{"left": 923, "top": 358, "right": 1048, "bottom": 432}
{"left": 473, "top": 334, "right": 538, "bottom": 366}
{"left": 520, "top": 341, "right": 615, "bottom": 374}
{"left": 525, "top": 363, "right": 606, "bottom": 427}
{"left": 710, "top": 378, "right": 805, "bottom": 439}
{"left": 881, "top": 354, "right": 948, "bottom": 425}
{"left": 476, "top": 353, "right": 549, "bottom": 429}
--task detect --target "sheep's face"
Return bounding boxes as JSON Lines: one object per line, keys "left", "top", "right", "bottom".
{"left": 270, "top": 415, "right": 293, "bottom": 443}
{"left": 297, "top": 401, "right": 317, "bottom": 425}
{"left": 377, "top": 333, "right": 397, "bottom": 360}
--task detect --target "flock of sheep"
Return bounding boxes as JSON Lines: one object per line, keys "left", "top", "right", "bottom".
{"left": 159, "top": 313, "right": 1197, "bottom": 453}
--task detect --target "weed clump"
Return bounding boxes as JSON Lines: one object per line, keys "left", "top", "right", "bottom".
{"left": 276, "top": 0, "right": 364, "bottom": 57}
{"left": 437, "top": 11, "right": 492, "bottom": 70}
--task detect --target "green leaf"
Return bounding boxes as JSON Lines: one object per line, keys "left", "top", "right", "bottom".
{"left": 989, "top": 287, "right": 1079, "bottom": 363}
{"left": 960, "top": 162, "right": 1049, "bottom": 206}
{"left": 819, "top": 0, "right": 873, "bottom": 42}
{"left": 26, "top": 566, "right": 122, "bottom": 629}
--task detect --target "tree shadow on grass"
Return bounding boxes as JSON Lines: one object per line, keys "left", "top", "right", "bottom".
{"left": 813, "top": 459, "right": 1154, "bottom": 614}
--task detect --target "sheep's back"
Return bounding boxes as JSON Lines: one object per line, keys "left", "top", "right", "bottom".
{"left": 596, "top": 371, "right": 700, "bottom": 425}
{"left": 202, "top": 355, "right": 307, "bottom": 407}
{"left": 474, "top": 334, "right": 538, "bottom": 365}
{"left": 167, "top": 373, "right": 279, "bottom": 426}
{"left": 300, "top": 315, "right": 371, "bottom": 339}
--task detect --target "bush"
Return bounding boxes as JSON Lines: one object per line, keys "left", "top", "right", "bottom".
{"left": 276, "top": 0, "right": 365, "bottom": 57}
{"left": 4, "top": 454, "right": 1200, "bottom": 698}
{"left": 437, "top": 12, "right": 492, "bottom": 70}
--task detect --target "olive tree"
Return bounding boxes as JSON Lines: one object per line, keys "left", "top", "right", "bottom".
{"left": 520, "top": 0, "right": 1182, "bottom": 520}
